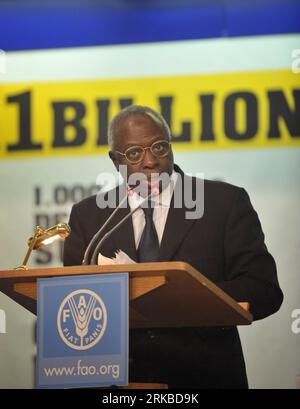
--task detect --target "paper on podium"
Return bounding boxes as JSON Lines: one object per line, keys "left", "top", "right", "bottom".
{"left": 98, "top": 250, "right": 136, "bottom": 265}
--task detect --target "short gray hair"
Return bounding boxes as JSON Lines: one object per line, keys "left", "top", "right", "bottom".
{"left": 108, "top": 105, "right": 171, "bottom": 149}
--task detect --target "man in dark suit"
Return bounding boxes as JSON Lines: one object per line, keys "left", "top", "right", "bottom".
{"left": 63, "top": 105, "right": 283, "bottom": 388}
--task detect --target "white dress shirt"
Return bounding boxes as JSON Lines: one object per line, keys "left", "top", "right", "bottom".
{"left": 128, "top": 171, "right": 178, "bottom": 250}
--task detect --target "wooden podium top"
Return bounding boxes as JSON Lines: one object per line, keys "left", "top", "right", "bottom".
{"left": 0, "top": 261, "right": 253, "bottom": 328}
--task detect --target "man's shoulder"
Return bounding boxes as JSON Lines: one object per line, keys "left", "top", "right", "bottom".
{"left": 175, "top": 164, "right": 243, "bottom": 200}
{"left": 203, "top": 178, "right": 242, "bottom": 197}
{"left": 72, "top": 185, "right": 120, "bottom": 214}
{"left": 180, "top": 174, "right": 247, "bottom": 219}
{"left": 72, "top": 194, "right": 98, "bottom": 212}
{"left": 184, "top": 172, "right": 243, "bottom": 198}
{"left": 186, "top": 176, "right": 249, "bottom": 220}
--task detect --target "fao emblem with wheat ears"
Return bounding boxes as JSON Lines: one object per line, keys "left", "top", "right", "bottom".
{"left": 57, "top": 289, "right": 107, "bottom": 351}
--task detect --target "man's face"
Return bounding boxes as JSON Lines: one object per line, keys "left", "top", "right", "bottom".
{"left": 109, "top": 114, "right": 174, "bottom": 191}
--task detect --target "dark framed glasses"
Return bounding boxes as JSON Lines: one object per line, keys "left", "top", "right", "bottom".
{"left": 115, "top": 140, "right": 171, "bottom": 164}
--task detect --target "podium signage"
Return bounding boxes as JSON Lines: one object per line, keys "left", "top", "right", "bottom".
{"left": 36, "top": 273, "right": 128, "bottom": 388}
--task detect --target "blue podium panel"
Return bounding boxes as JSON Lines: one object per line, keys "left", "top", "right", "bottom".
{"left": 36, "top": 273, "right": 128, "bottom": 389}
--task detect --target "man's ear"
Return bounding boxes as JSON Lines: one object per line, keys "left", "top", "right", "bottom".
{"left": 109, "top": 151, "right": 119, "bottom": 171}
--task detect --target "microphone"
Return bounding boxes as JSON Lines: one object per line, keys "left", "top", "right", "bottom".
{"left": 89, "top": 189, "right": 158, "bottom": 265}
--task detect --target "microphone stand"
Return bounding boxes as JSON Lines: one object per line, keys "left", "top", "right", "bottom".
{"left": 90, "top": 205, "right": 142, "bottom": 265}
{"left": 89, "top": 191, "right": 155, "bottom": 265}
{"left": 82, "top": 192, "right": 128, "bottom": 265}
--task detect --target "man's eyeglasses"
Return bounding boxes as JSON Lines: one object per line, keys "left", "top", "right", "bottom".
{"left": 114, "top": 140, "right": 171, "bottom": 164}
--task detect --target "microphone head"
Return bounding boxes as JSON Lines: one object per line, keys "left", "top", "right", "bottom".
{"left": 128, "top": 183, "right": 160, "bottom": 199}
{"left": 127, "top": 186, "right": 134, "bottom": 196}
{"left": 151, "top": 187, "right": 160, "bottom": 196}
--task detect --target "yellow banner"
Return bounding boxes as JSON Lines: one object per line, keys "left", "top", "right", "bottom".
{"left": 0, "top": 69, "right": 299, "bottom": 159}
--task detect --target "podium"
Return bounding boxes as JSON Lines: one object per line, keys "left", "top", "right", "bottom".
{"left": 0, "top": 261, "right": 252, "bottom": 326}
{"left": 0, "top": 261, "right": 252, "bottom": 389}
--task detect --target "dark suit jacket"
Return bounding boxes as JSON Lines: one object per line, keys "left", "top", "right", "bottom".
{"left": 63, "top": 165, "right": 283, "bottom": 388}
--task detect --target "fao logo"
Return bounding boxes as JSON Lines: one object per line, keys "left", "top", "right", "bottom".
{"left": 57, "top": 289, "right": 107, "bottom": 351}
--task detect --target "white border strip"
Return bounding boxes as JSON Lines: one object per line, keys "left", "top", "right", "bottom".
{"left": 0, "top": 34, "right": 299, "bottom": 83}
